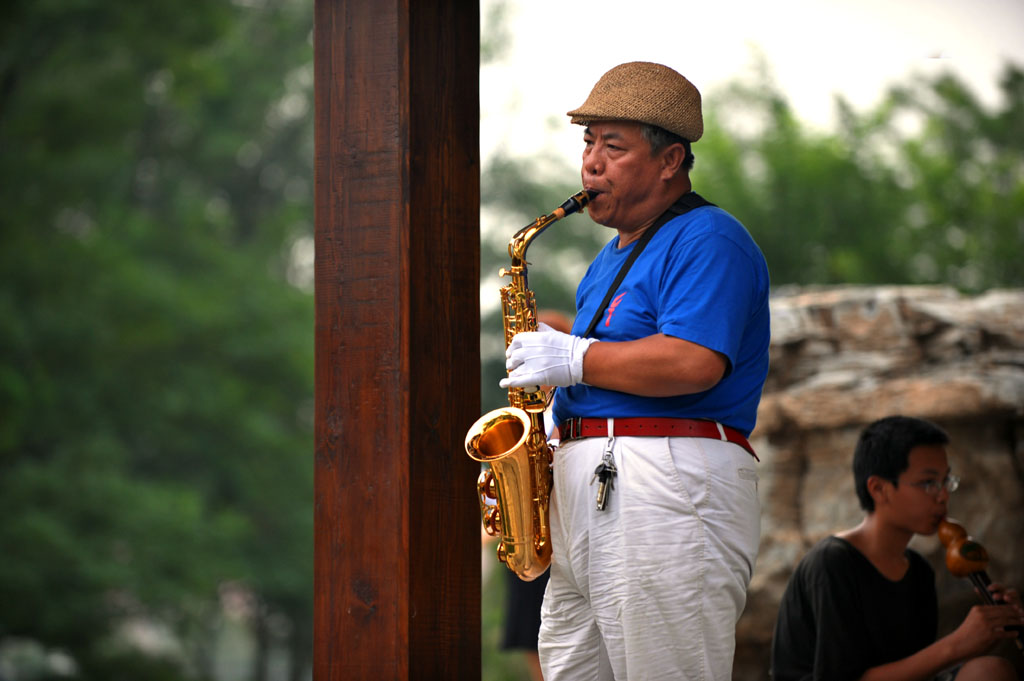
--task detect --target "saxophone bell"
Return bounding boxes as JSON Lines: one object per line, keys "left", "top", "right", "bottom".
{"left": 466, "top": 407, "right": 552, "bottom": 581}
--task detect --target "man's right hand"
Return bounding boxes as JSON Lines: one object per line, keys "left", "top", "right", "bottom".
{"left": 501, "top": 329, "right": 597, "bottom": 390}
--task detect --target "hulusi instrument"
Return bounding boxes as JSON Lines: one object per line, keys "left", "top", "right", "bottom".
{"left": 465, "top": 189, "right": 594, "bottom": 581}
{"left": 938, "top": 517, "right": 1024, "bottom": 652}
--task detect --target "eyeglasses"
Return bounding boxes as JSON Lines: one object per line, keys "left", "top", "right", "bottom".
{"left": 907, "top": 474, "right": 960, "bottom": 496}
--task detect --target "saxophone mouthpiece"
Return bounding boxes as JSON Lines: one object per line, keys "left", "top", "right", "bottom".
{"left": 558, "top": 189, "right": 595, "bottom": 216}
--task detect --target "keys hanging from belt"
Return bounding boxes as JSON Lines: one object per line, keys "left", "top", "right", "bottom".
{"left": 590, "top": 446, "right": 617, "bottom": 511}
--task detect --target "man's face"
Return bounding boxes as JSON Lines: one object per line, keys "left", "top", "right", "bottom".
{"left": 887, "top": 444, "right": 952, "bottom": 535}
{"left": 580, "top": 121, "right": 670, "bottom": 232}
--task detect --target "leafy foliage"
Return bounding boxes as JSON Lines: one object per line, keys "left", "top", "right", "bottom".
{"left": 0, "top": 0, "right": 313, "bottom": 679}
{"left": 695, "top": 63, "right": 1024, "bottom": 290}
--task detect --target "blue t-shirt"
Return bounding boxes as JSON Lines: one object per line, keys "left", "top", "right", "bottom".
{"left": 552, "top": 205, "right": 770, "bottom": 436}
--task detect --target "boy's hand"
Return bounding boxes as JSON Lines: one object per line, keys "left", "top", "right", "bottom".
{"left": 950, "top": 604, "right": 1024, "bottom": 658}
{"left": 984, "top": 582, "right": 1023, "bottom": 613}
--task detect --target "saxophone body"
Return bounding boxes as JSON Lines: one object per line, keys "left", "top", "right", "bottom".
{"left": 465, "top": 189, "right": 593, "bottom": 581}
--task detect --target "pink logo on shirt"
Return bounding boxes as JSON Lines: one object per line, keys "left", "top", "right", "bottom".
{"left": 604, "top": 292, "right": 628, "bottom": 327}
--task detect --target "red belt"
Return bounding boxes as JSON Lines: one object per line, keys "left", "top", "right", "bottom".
{"left": 558, "top": 417, "right": 758, "bottom": 460}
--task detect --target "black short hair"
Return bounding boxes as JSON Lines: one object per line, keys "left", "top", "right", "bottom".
{"left": 640, "top": 123, "right": 694, "bottom": 171}
{"left": 853, "top": 416, "right": 949, "bottom": 512}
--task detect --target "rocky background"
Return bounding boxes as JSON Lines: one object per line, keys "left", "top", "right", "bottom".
{"left": 736, "top": 286, "right": 1024, "bottom": 680}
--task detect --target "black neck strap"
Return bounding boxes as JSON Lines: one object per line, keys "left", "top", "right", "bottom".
{"left": 580, "top": 191, "right": 714, "bottom": 339}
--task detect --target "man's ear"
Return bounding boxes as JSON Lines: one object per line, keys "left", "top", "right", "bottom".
{"left": 659, "top": 143, "right": 686, "bottom": 179}
{"left": 866, "top": 475, "right": 891, "bottom": 506}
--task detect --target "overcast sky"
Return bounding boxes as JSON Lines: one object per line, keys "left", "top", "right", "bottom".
{"left": 481, "top": 0, "right": 1024, "bottom": 168}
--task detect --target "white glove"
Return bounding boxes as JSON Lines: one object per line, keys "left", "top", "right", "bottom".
{"left": 499, "top": 328, "right": 598, "bottom": 389}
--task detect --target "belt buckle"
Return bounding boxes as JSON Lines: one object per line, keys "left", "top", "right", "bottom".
{"left": 566, "top": 417, "right": 582, "bottom": 441}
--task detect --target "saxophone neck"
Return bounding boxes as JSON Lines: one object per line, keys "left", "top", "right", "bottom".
{"left": 507, "top": 217, "right": 552, "bottom": 267}
{"left": 507, "top": 189, "right": 595, "bottom": 265}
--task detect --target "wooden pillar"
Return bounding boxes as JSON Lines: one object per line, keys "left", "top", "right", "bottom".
{"left": 313, "top": 1, "right": 481, "bottom": 679}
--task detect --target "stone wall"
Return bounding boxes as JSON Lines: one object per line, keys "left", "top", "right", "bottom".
{"left": 735, "top": 286, "right": 1024, "bottom": 680}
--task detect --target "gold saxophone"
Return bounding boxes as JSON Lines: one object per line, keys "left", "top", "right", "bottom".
{"left": 465, "top": 189, "right": 593, "bottom": 581}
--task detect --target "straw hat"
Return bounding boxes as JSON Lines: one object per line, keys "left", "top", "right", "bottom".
{"left": 567, "top": 61, "right": 703, "bottom": 142}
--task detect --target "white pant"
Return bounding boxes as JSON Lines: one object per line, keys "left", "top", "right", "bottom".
{"left": 538, "top": 432, "right": 761, "bottom": 681}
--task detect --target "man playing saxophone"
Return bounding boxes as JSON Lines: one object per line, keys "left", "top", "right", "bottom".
{"left": 500, "top": 62, "right": 770, "bottom": 681}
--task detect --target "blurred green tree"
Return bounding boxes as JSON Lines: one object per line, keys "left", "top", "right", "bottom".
{"left": 0, "top": 0, "right": 313, "bottom": 679}
{"left": 696, "top": 62, "right": 1024, "bottom": 289}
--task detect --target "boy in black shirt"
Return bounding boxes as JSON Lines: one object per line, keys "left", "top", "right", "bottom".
{"left": 771, "top": 416, "right": 1023, "bottom": 681}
